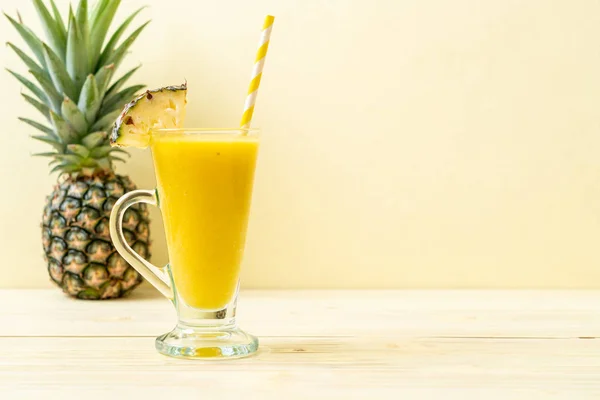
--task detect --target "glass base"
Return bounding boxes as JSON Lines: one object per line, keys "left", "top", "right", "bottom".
{"left": 155, "top": 324, "right": 259, "bottom": 359}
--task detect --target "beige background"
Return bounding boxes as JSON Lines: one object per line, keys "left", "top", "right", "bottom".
{"left": 1, "top": 0, "right": 599, "bottom": 289}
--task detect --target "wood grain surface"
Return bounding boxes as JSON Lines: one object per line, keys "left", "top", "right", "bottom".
{"left": 1, "top": 287, "right": 600, "bottom": 399}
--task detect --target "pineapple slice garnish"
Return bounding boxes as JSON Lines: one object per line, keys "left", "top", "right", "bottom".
{"left": 111, "top": 83, "right": 187, "bottom": 148}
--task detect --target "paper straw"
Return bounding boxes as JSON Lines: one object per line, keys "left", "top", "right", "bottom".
{"left": 240, "top": 15, "right": 275, "bottom": 130}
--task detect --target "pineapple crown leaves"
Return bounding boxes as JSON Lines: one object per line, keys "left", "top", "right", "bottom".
{"left": 4, "top": 0, "right": 150, "bottom": 177}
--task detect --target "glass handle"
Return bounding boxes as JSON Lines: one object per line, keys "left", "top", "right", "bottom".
{"left": 109, "top": 189, "right": 173, "bottom": 300}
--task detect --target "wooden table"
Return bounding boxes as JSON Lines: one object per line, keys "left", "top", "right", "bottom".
{"left": 1, "top": 287, "right": 600, "bottom": 399}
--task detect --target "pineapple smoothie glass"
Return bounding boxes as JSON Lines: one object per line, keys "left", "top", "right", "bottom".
{"left": 109, "top": 15, "right": 274, "bottom": 359}
{"left": 110, "top": 127, "right": 260, "bottom": 359}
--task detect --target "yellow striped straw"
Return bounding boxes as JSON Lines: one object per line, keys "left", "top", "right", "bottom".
{"left": 240, "top": 15, "right": 275, "bottom": 130}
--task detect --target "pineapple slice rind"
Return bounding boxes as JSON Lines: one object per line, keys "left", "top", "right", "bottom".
{"left": 110, "top": 83, "right": 187, "bottom": 148}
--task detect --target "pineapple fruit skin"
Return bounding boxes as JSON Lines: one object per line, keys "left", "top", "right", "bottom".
{"left": 42, "top": 174, "right": 150, "bottom": 299}
{"left": 5, "top": 0, "right": 152, "bottom": 298}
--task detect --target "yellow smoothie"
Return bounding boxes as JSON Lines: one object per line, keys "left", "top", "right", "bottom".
{"left": 150, "top": 131, "right": 259, "bottom": 310}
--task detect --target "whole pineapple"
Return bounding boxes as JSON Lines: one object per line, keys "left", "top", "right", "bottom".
{"left": 6, "top": 0, "right": 151, "bottom": 299}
